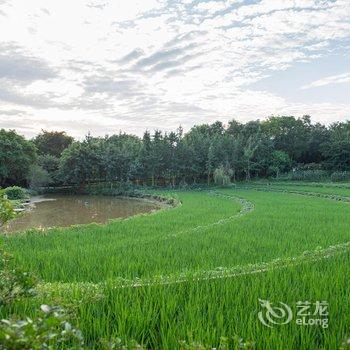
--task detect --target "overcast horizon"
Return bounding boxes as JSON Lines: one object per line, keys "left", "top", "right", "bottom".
{"left": 0, "top": 0, "right": 349, "bottom": 139}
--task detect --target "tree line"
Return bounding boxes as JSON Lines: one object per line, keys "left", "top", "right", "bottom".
{"left": 0, "top": 115, "right": 349, "bottom": 189}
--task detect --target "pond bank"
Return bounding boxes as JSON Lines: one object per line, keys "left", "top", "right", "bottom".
{"left": 4, "top": 192, "right": 178, "bottom": 234}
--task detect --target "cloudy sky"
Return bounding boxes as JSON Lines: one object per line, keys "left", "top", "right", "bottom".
{"left": 0, "top": 0, "right": 349, "bottom": 138}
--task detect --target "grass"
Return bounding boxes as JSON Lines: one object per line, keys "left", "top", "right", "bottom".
{"left": 240, "top": 180, "right": 350, "bottom": 197}
{"left": 2, "top": 183, "right": 350, "bottom": 349}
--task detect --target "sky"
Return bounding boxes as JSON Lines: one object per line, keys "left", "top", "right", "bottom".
{"left": 0, "top": 0, "right": 349, "bottom": 139}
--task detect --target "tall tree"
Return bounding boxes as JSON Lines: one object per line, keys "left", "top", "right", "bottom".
{"left": 138, "top": 131, "right": 156, "bottom": 185}
{"left": 103, "top": 134, "right": 141, "bottom": 183}
{"left": 183, "top": 126, "right": 211, "bottom": 183}
{"left": 33, "top": 130, "right": 74, "bottom": 158}
{"left": 59, "top": 135, "right": 104, "bottom": 189}
{"left": 0, "top": 129, "right": 37, "bottom": 187}
{"left": 262, "top": 116, "right": 310, "bottom": 162}
{"left": 303, "top": 123, "right": 330, "bottom": 164}
{"left": 322, "top": 121, "right": 350, "bottom": 170}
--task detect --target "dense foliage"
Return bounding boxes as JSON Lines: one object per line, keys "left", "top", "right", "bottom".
{"left": 0, "top": 190, "right": 15, "bottom": 226}
{"left": 0, "top": 116, "right": 349, "bottom": 188}
{"left": 33, "top": 130, "right": 73, "bottom": 158}
{"left": 4, "top": 186, "right": 29, "bottom": 200}
{"left": 0, "top": 305, "right": 84, "bottom": 350}
{"left": 0, "top": 129, "right": 36, "bottom": 187}
{"left": 58, "top": 116, "right": 349, "bottom": 186}
{"left": 0, "top": 248, "right": 37, "bottom": 305}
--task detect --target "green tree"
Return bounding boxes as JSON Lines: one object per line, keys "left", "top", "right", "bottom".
{"left": 38, "top": 154, "right": 60, "bottom": 183}
{"left": 173, "top": 127, "right": 192, "bottom": 185}
{"left": 262, "top": 116, "right": 311, "bottom": 162}
{"left": 303, "top": 122, "right": 330, "bottom": 164}
{"left": 164, "top": 131, "right": 179, "bottom": 186}
{"left": 242, "top": 136, "right": 259, "bottom": 180}
{"left": 323, "top": 121, "right": 350, "bottom": 170}
{"left": 269, "top": 150, "right": 292, "bottom": 177}
{"left": 183, "top": 124, "right": 211, "bottom": 183}
{"left": 27, "top": 165, "right": 52, "bottom": 190}
{"left": 222, "top": 131, "right": 244, "bottom": 181}
{"left": 152, "top": 130, "right": 167, "bottom": 185}
{"left": 59, "top": 135, "right": 104, "bottom": 190}
{"left": 0, "top": 129, "right": 37, "bottom": 187}
{"left": 138, "top": 131, "right": 154, "bottom": 185}
{"left": 33, "top": 130, "right": 74, "bottom": 158}
{"left": 226, "top": 119, "right": 243, "bottom": 137}
{"left": 103, "top": 133, "right": 141, "bottom": 183}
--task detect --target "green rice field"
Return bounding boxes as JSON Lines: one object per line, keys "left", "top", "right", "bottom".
{"left": 2, "top": 182, "right": 350, "bottom": 349}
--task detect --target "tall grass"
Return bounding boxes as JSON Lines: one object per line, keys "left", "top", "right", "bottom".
{"left": 238, "top": 181, "right": 350, "bottom": 197}
{"left": 2, "top": 185, "right": 350, "bottom": 348}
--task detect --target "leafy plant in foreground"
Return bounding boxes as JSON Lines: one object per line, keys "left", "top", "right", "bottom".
{"left": 179, "top": 335, "right": 255, "bottom": 349}
{"left": 100, "top": 337, "right": 144, "bottom": 350}
{"left": 0, "top": 248, "right": 37, "bottom": 305}
{"left": 0, "top": 305, "right": 84, "bottom": 350}
{"left": 3, "top": 186, "right": 29, "bottom": 200}
{"left": 0, "top": 190, "right": 15, "bottom": 227}
{"left": 340, "top": 336, "right": 350, "bottom": 350}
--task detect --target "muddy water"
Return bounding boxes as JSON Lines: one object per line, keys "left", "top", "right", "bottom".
{"left": 4, "top": 194, "right": 160, "bottom": 233}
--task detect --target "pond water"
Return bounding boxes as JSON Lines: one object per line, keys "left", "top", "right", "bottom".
{"left": 4, "top": 194, "right": 160, "bottom": 233}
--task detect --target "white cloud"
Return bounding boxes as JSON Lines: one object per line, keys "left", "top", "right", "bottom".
{"left": 194, "top": 1, "right": 228, "bottom": 14}
{"left": 301, "top": 73, "right": 350, "bottom": 89}
{"left": 0, "top": 0, "right": 349, "bottom": 137}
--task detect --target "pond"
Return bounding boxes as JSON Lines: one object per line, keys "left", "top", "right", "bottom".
{"left": 4, "top": 194, "right": 161, "bottom": 233}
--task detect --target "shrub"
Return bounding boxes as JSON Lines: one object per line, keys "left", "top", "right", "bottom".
{"left": 0, "top": 191, "right": 15, "bottom": 226}
{"left": 340, "top": 336, "right": 350, "bottom": 350}
{"left": 86, "top": 181, "right": 142, "bottom": 197}
{"left": 298, "top": 163, "right": 324, "bottom": 171}
{"left": 100, "top": 337, "right": 144, "bottom": 349}
{"left": 178, "top": 179, "right": 189, "bottom": 190}
{"left": 0, "top": 248, "right": 83, "bottom": 349}
{"left": 278, "top": 170, "right": 329, "bottom": 181}
{"left": 4, "top": 186, "right": 29, "bottom": 200}
{"left": 331, "top": 171, "right": 350, "bottom": 182}
{"left": 213, "top": 166, "right": 232, "bottom": 187}
{"left": 179, "top": 335, "right": 255, "bottom": 349}
{"left": 0, "top": 305, "right": 84, "bottom": 350}
{"left": 0, "top": 248, "right": 37, "bottom": 305}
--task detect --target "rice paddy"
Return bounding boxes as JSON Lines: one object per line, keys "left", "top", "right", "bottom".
{"left": 2, "top": 182, "right": 350, "bottom": 349}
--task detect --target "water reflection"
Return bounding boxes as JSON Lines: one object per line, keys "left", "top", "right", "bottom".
{"left": 5, "top": 195, "right": 159, "bottom": 233}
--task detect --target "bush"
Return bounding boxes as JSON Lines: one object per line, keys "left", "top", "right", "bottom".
{"left": 278, "top": 170, "right": 329, "bottom": 181}
{"left": 213, "top": 166, "right": 232, "bottom": 187}
{"left": 0, "top": 191, "right": 15, "bottom": 226}
{"left": 178, "top": 179, "right": 189, "bottom": 190}
{"left": 0, "top": 305, "right": 84, "bottom": 350}
{"left": 86, "top": 181, "right": 142, "bottom": 197}
{"left": 4, "top": 186, "right": 29, "bottom": 200}
{"left": 298, "top": 163, "right": 324, "bottom": 171}
{"left": 331, "top": 171, "right": 350, "bottom": 182}
{"left": 0, "top": 248, "right": 37, "bottom": 305}
{"left": 0, "top": 248, "right": 83, "bottom": 349}
{"left": 179, "top": 335, "right": 255, "bottom": 349}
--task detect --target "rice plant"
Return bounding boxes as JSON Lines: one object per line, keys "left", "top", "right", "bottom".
{"left": 2, "top": 185, "right": 350, "bottom": 349}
